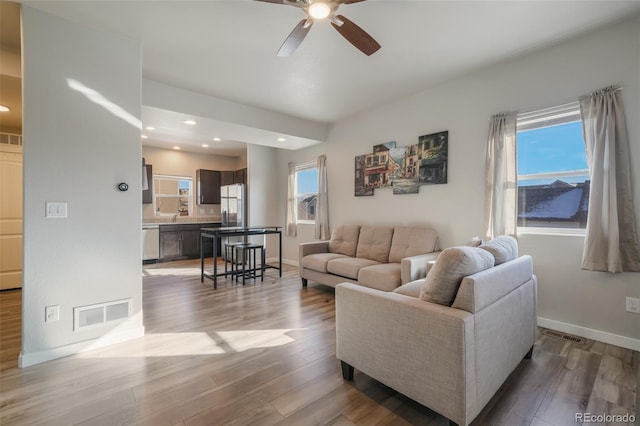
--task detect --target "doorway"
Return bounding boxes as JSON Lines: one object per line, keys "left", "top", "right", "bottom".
{"left": 0, "top": 0, "right": 23, "bottom": 370}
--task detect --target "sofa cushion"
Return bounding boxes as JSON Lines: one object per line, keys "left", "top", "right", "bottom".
{"left": 393, "top": 278, "right": 425, "bottom": 298}
{"left": 328, "top": 224, "right": 361, "bottom": 256}
{"left": 479, "top": 235, "right": 518, "bottom": 265}
{"left": 327, "top": 257, "right": 380, "bottom": 280}
{"left": 355, "top": 226, "right": 394, "bottom": 263}
{"left": 388, "top": 227, "right": 438, "bottom": 263}
{"left": 419, "top": 246, "right": 495, "bottom": 306}
{"left": 358, "top": 263, "right": 402, "bottom": 291}
{"left": 302, "top": 252, "right": 349, "bottom": 273}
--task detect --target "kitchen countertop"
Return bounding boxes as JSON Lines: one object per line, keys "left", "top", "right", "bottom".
{"left": 142, "top": 218, "right": 222, "bottom": 229}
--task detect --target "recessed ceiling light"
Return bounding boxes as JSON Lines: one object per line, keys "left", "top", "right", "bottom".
{"left": 141, "top": 134, "right": 148, "bottom": 139}
{"left": 145, "top": 126, "right": 155, "bottom": 131}
{"left": 183, "top": 120, "right": 196, "bottom": 126}
{"left": 0, "top": 105, "right": 10, "bottom": 112}
{"left": 173, "top": 146, "right": 181, "bottom": 150}
{"left": 201, "top": 144, "right": 209, "bottom": 148}
{"left": 277, "top": 137, "right": 286, "bottom": 142}
{"left": 212, "top": 137, "right": 221, "bottom": 142}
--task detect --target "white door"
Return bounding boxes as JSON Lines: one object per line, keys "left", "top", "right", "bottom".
{"left": 0, "top": 145, "right": 23, "bottom": 290}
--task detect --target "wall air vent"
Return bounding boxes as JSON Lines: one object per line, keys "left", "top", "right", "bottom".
{"left": 0, "top": 132, "right": 22, "bottom": 146}
{"left": 74, "top": 299, "right": 132, "bottom": 331}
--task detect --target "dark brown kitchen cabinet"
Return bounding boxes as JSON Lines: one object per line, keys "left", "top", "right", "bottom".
{"left": 180, "top": 229, "right": 201, "bottom": 258}
{"left": 159, "top": 224, "right": 200, "bottom": 261}
{"left": 200, "top": 223, "right": 222, "bottom": 258}
{"left": 196, "top": 169, "right": 220, "bottom": 204}
{"left": 234, "top": 168, "right": 247, "bottom": 184}
{"left": 159, "top": 223, "right": 221, "bottom": 261}
{"left": 142, "top": 164, "right": 153, "bottom": 204}
{"left": 159, "top": 230, "right": 181, "bottom": 260}
{"left": 220, "top": 171, "right": 234, "bottom": 186}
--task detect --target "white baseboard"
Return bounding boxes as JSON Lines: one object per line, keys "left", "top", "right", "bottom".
{"left": 266, "top": 257, "right": 298, "bottom": 267}
{"left": 538, "top": 317, "right": 640, "bottom": 351}
{"left": 19, "top": 326, "right": 145, "bottom": 368}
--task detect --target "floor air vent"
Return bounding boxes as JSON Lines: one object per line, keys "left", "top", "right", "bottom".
{"left": 74, "top": 299, "right": 132, "bottom": 331}
{"left": 541, "top": 328, "right": 587, "bottom": 344}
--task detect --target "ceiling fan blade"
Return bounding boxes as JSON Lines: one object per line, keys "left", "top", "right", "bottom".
{"left": 277, "top": 19, "right": 313, "bottom": 57}
{"left": 253, "top": 0, "right": 286, "bottom": 4}
{"left": 331, "top": 14, "right": 380, "bottom": 56}
{"left": 339, "top": 0, "right": 368, "bottom": 4}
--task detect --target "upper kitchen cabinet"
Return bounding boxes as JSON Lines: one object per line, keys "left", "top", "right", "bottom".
{"left": 220, "top": 170, "right": 234, "bottom": 186}
{"left": 142, "top": 163, "right": 153, "bottom": 204}
{"left": 196, "top": 169, "right": 220, "bottom": 204}
{"left": 234, "top": 168, "right": 247, "bottom": 185}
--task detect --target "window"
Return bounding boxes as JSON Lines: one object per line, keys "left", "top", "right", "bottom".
{"left": 295, "top": 162, "right": 318, "bottom": 223}
{"left": 516, "top": 102, "right": 589, "bottom": 230}
{"left": 153, "top": 174, "right": 193, "bottom": 217}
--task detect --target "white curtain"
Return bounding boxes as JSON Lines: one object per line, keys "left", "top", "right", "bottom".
{"left": 286, "top": 162, "right": 297, "bottom": 237}
{"left": 315, "top": 155, "right": 330, "bottom": 239}
{"left": 579, "top": 86, "right": 640, "bottom": 272}
{"left": 485, "top": 112, "right": 518, "bottom": 239}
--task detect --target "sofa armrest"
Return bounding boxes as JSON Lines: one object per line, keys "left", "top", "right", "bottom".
{"left": 298, "top": 240, "right": 330, "bottom": 257}
{"left": 298, "top": 240, "right": 330, "bottom": 276}
{"left": 336, "top": 283, "right": 474, "bottom": 424}
{"left": 400, "top": 251, "right": 441, "bottom": 284}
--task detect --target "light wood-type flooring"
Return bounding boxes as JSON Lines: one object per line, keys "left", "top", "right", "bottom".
{"left": 0, "top": 259, "right": 638, "bottom": 425}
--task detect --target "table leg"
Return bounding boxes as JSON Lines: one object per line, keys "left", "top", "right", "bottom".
{"left": 213, "top": 235, "right": 218, "bottom": 289}
{"left": 279, "top": 231, "right": 282, "bottom": 277}
{"left": 200, "top": 234, "right": 205, "bottom": 283}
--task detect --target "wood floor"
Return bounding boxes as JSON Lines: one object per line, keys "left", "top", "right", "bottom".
{"left": 0, "top": 259, "right": 638, "bottom": 425}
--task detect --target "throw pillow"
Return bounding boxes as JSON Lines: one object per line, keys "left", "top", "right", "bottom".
{"left": 479, "top": 235, "right": 518, "bottom": 265}
{"left": 419, "top": 246, "right": 495, "bottom": 306}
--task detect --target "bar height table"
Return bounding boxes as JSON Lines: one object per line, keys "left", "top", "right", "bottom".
{"left": 200, "top": 226, "right": 282, "bottom": 289}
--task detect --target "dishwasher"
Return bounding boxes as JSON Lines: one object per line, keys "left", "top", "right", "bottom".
{"left": 142, "top": 225, "right": 160, "bottom": 263}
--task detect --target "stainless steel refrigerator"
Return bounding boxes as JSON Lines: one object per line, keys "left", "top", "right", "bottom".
{"left": 221, "top": 183, "right": 245, "bottom": 261}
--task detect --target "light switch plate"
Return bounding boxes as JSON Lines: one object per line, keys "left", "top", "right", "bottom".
{"left": 46, "top": 202, "right": 68, "bottom": 218}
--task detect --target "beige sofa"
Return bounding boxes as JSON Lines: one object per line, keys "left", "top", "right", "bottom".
{"left": 298, "top": 224, "right": 441, "bottom": 291}
{"left": 336, "top": 240, "right": 537, "bottom": 426}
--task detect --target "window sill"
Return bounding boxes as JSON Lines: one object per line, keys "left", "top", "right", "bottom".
{"left": 297, "top": 221, "right": 316, "bottom": 226}
{"left": 517, "top": 227, "right": 585, "bottom": 237}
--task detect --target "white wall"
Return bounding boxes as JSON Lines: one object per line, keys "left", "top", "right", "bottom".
{"left": 246, "top": 144, "right": 279, "bottom": 258}
{"left": 276, "top": 17, "right": 640, "bottom": 346}
{"left": 142, "top": 146, "right": 245, "bottom": 219}
{"left": 21, "top": 7, "right": 144, "bottom": 366}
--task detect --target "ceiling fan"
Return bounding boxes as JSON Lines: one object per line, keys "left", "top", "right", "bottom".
{"left": 255, "top": 0, "right": 381, "bottom": 57}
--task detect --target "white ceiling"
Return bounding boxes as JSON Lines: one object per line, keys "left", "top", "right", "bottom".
{"left": 17, "top": 0, "right": 640, "bottom": 154}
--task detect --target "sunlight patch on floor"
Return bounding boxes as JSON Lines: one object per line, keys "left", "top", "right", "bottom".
{"left": 217, "top": 329, "right": 300, "bottom": 352}
{"left": 76, "top": 329, "right": 304, "bottom": 358}
{"left": 142, "top": 267, "right": 202, "bottom": 277}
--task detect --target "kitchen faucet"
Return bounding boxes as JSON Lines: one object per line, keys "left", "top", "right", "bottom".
{"left": 172, "top": 213, "right": 178, "bottom": 223}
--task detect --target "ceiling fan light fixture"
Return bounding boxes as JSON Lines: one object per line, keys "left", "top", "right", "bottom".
{"left": 308, "top": 2, "right": 331, "bottom": 19}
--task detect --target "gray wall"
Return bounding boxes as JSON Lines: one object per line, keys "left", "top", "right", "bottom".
{"left": 276, "top": 16, "right": 640, "bottom": 346}
{"left": 21, "top": 7, "right": 143, "bottom": 365}
{"left": 247, "top": 144, "right": 279, "bottom": 258}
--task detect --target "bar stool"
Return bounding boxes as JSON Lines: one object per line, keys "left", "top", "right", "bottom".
{"left": 233, "top": 242, "right": 265, "bottom": 284}
{"left": 224, "top": 241, "right": 245, "bottom": 280}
